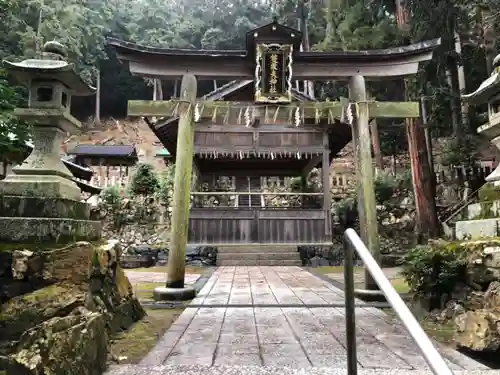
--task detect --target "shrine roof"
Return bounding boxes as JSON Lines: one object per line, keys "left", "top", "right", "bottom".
{"left": 297, "top": 38, "right": 441, "bottom": 61}
{"left": 107, "top": 37, "right": 440, "bottom": 63}
{"left": 463, "top": 69, "right": 500, "bottom": 104}
{"left": 107, "top": 38, "right": 246, "bottom": 58}
{"left": 156, "top": 148, "right": 172, "bottom": 157}
{"left": 107, "top": 20, "right": 440, "bottom": 80}
{"left": 67, "top": 144, "right": 138, "bottom": 160}
{"left": 61, "top": 158, "right": 94, "bottom": 181}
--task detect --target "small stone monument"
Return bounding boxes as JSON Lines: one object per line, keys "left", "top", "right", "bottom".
{"left": 463, "top": 54, "right": 500, "bottom": 184}
{"left": 0, "top": 41, "right": 101, "bottom": 242}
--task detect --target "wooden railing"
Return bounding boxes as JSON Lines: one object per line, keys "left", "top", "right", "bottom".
{"left": 191, "top": 191, "right": 324, "bottom": 208}
{"left": 90, "top": 175, "right": 130, "bottom": 188}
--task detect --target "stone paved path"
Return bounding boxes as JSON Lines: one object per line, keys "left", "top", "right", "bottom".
{"left": 137, "top": 266, "right": 486, "bottom": 370}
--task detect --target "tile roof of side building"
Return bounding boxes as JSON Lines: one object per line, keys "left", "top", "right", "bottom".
{"left": 67, "top": 144, "right": 138, "bottom": 158}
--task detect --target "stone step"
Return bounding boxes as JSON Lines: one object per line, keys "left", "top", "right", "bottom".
{"left": 217, "top": 245, "right": 298, "bottom": 253}
{"left": 217, "top": 252, "right": 301, "bottom": 261}
{"left": 216, "top": 259, "right": 302, "bottom": 266}
{"left": 105, "top": 365, "right": 494, "bottom": 375}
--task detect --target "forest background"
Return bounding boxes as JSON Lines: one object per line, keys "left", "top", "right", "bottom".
{"left": 0, "top": 0, "right": 499, "bottom": 169}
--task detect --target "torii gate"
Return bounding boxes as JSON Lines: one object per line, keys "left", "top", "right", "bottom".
{"left": 108, "top": 20, "right": 440, "bottom": 296}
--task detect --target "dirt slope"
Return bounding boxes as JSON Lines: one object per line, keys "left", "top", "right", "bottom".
{"left": 63, "top": 118, "right": 167, "bottom": 171}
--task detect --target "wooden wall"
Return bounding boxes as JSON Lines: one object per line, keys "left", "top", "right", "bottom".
{"left": 188, "top": 208, "right": 327, "bottom": 244}
{"left": 194, "top": 125, "right": 325, "bottom": 154}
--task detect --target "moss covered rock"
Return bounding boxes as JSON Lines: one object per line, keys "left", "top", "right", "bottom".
{"left": 9, "top": 312, "right": 107, "bottom": 375}
{"left": 0, "top": 240, "right": 145, "bottom": 374}
{"left": 463, "top": 239, "right": 500, "bottom": 287}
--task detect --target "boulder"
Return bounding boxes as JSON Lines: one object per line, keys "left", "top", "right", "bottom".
{"left": 0, "top": 240, "right": 145, "bottom": 374}
{"left": 484, "top": 281, "right": 500, "bottom": 308}
{"left": 455, "top": 309, "right": 500, "bottom": 351}
{"left": 438, "top": 300, "right": 465, "bottom": 321}
{"left": 7, "top": 312, "right": 107, "bottom": 375}
{"left": 119, "top": 254, "right": 156, "bottom": 269}
{"left": 438, "top": 239, "right": 500, "bottom": 289}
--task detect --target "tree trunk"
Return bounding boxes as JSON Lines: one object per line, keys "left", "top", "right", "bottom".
{"left": 35, "top": 7, "right": 43, "bottom": 53}
{"left": 390, "top": 155, "right": 396, "bottom": 175}
{"left": 395, "top": 0, "right": 409, "bottom": 33}
{"left": 445, "top": 64, "right": 461, "bottom": 136}
{"left": 421, "top": 97, "right": 434, "bottom": 176}
{"left": 454, "top": 31, "right": 468, "bottom": 125}
{"left": 370, "top": 119, "right": 383, "bottom": 170}
{"left": 299, "top": 0, "right": 314, "bottom": 98}
{"left": 421, "top": 97, "right": 436, "bottom": 200}
{"left": 94, "top": 69, "right": 101, "bottom": 127}
{"left": 396, "top": 0, "right": 439, "bottom": 241}
{"left": 406, "top": 115, "right": 440, "bottom": 242}
{"left": 367, "top": 90, "right": 383, "bottom": 169}
{"left": 482, "top": 7, "right": 496, "bottom": 75}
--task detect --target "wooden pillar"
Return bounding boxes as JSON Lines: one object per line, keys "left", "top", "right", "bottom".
{"left": 99, "top": 158, "right": 104, "bottom": 187}
{"left": 323, "top": 132, "right": 331, "bottom": 240}
{"left": 349, "top": 75, "right": 380, "bottom": 291}
{"left": 166, "top": 74, "right": 197, "bottom": 289}
{"left": 300, "top": 175, "right": 307, "bottom": 207}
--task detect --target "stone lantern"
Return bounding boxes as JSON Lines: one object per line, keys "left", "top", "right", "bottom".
{"left": 0, "top": 41, "right": 101, "bottom": 242}
{"left": 463, "top": 54, "right": 500, "bottom": 183}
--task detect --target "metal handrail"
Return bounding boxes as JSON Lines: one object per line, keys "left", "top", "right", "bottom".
{"left": 343, "top": 228, "right": 454, "bottom": 375}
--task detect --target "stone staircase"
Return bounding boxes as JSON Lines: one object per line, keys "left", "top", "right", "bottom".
{"left": 216, "top": 245, "right": 302, "bottom": 266}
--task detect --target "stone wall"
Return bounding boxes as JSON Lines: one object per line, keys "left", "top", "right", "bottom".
{"left": 300, "top": 205, "right": 416, "bottom": 268}
{"left": 102, "top": 222, "right": 168, "bottom": 249}
{"left": 94, "top": 196, "right": 169, "bottom": 252}
{"left": 299, "top": 221, "right": 415, "bottom": 267}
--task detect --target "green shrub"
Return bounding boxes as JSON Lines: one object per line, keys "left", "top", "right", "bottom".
{"left": 396, "top": 169, "right": 413, "bottom": 191}
{"left": 333, "top": 197, "right": 358, "bottom": 227}
{"left": 128, "top": 163, "right": 159, "bottom": 197}
{"left": 401, "top": 243, "right": 467, "bottom": 310}
{"left": 100, "top": 184, "right": 122, "bottom": 206}
{"left": 478, "top": 183, "right": 500, "bottom": 203}
{"left": 100, "top": 184, "right": 127, "bottom": 229}
{"left": 440, "top": 134, "right": 479, "bottom": 167}
{"left": 157, "top": 163, "right": 175, "bottom": 206}
{"left": 374, "top": 172, "right": 397, "bottom": 204}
